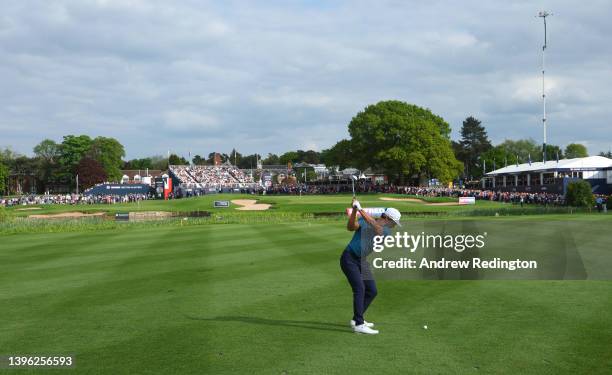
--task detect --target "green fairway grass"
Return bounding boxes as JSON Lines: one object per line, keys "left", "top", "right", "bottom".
{"left": 1, "top": 195, "right": 611, "bottom": 374}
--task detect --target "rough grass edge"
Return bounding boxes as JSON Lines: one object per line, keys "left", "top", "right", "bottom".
{"left": 0, "top": 212, "right": 346, "bottom": 235}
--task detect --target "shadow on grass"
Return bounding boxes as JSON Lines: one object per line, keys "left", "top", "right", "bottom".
{"left": 184, "top": 314, "right": 350, "bottom": 333}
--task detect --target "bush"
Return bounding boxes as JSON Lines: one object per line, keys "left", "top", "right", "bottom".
{"left": 0, "top": 206, "right": 11, "bottom": 223}
{"left": 565, "top": 181, "right": 595, "bottom": 208}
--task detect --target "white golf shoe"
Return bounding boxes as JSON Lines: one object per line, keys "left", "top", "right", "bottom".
{"left": 350, "top": 320, "right": 374, "bottom": 328}
{"left": 353, "top": 324, "right": 379, "bottom": 335}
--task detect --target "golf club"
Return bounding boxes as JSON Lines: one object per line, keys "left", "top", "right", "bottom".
{"left": 351, "top": 175, "right": 358, "bottom": 198}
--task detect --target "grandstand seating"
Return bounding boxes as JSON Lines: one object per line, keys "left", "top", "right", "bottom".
{"left": 169, "top": 165, "right": 255, "bottom": 188}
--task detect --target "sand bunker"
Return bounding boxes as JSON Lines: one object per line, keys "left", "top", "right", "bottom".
{"left": 231, "top": 199, "right": 271, "bottom": 211}
{"left": 379, "top": 197, "right": 462, "bottom": 206}
{"left": 379, "top": 197, "right": 424, "bottom": 203}
{"left": 16, "top": 207, "right": 42, "bottom": 211}
{"left": 28, "top": 212, "right": 106, "bottom": 219}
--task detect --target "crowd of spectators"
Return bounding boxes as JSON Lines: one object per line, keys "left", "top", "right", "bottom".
{"left": 1, "top": 193, "right": 153, "bottom": 207}
{"left": 265, "top": 183, "right": 356, "bottom": 195}
{"left": 170, "top": 165, "right": 255, "bottom": 188}
{"left": 394, "top": 186, "right": 567, "bottom": 206}
{"left": 264, "top": 183, "right": 578, "bottom": 206}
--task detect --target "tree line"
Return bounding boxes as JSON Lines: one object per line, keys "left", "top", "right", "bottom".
{"left": 0, "top": 100, "right": 606, "bottom": 193}
{"left": 1, "top": 136, "right": 125, "bottom": 193}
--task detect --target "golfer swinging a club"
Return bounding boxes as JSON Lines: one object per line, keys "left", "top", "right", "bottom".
{"left": 341, "top": 198, "right": 401, "bottom": 334}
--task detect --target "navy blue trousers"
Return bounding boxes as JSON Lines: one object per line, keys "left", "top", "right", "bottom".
{"left": 340, "top": 250, "right": 378, "bottom": 325}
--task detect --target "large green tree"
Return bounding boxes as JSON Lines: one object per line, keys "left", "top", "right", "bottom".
{"left": 348, "top": 100, "right": 461, "bottom": 184}
{"left": 0, "top": 147, "right": 20, "bottom": 163}
{"left": 238, "top": 154, "right": 260, "bottom": 169}
{"left": 276, "top": 150, "right": 322, "bottom": 165}
{"left": 296, "top": 150, "right": 321, "bottom": 164}
{"left": 33, "top": 139, "right": 65, "bottom": 191}
{"left": 34, "top": 139, "right": 61, "bottom": 163}
{"left": 124, "top": 158, "right": 154, "bottom": 170}
{"left": 279, "top": 151, "right": 299, "bottom": 166}
{"left": 88, "top": 137, "right": 125, "bottom": 182}
{"left": 564, "top": 143, "right": 588, "bottom": 159}
{"left": 321, "top": 139, "right": 353, "bottom": 170}
{"left": 169, "top": 154, "right": 189, "bottom": 165}
{"left": 149, "top": 155, "right": 169, "bottom": 170}
{"left": 263, "top": 153, "right": 279, "bottom": 165}
{"left": 544, "top": 144, "right": 563, "bottom": 162}
{"left": 192, "top": 155, "right": 206, "bottom": 165}
{"left": 495, "top": 139, "right": 541, "bottom": 165}
{"left": 59, "top": 135, "right": 93, "bottom": 176}
{"left": 456, "top": 116, "right": 492, "bottom": 179}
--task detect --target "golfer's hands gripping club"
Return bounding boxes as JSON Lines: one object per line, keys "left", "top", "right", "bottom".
{"left": 352, "top": 198, "right": 362, "bottom": 211}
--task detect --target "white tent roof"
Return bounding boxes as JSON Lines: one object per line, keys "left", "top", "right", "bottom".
{"left": 485, "top": 156, "right": 612, "bottom": 176}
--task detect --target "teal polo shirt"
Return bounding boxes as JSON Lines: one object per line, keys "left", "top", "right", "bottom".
{"left": 347, "top": 217, "right": 391, "bottom": 257}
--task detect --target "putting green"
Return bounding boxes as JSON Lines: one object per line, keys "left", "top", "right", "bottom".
{"left": 1, "top": 212, "right": 611, "bottom": 374}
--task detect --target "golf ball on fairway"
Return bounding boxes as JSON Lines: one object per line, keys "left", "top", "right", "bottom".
{"left": 423, "top": 325, "right": 428, "bottom": 329}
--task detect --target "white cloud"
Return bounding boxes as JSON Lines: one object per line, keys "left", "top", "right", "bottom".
{"left": 163, "top": 110, "right": 219, "bottom": 131}
{"left": 252, "top": 90, "right": 333, "bottom": 108}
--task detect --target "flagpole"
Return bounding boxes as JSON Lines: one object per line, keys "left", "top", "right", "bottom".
{"left": 538, "top": 11, "right": 552, "bottom": 163}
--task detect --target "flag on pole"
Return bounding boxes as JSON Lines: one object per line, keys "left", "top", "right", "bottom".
{"left": 528, "top": 153, "right": 532, "bottom": 166}
{"left": 516, "top": 155, "right": 519, "bottom": 166}
{"left": 483, "top": 159, "right": 486, "bottom": 174}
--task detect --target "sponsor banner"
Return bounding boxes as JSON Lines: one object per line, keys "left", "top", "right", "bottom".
{"left": 214, "top": 200, "right": 230, "bottom": 208}
{"left": 115, "top": 213, "right": 129, "bottom": 221}
{"left": 459, "top": 197, "right": 476, "bottom": 205}
{"left": 85, "top": 184, "right": 153, "bottom": 196}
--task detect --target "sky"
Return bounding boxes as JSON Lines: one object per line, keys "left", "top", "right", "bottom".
{"left": 1, "top": 0, "right": 611, "bottom": 159}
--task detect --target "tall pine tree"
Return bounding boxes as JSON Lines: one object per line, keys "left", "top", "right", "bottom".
{"left": 457, "top": 116, "right": 492, "bottom": 179}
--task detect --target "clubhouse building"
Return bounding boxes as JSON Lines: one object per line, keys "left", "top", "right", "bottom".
{"left": 482, "top": 156, "right": 612, "bottom": 195}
